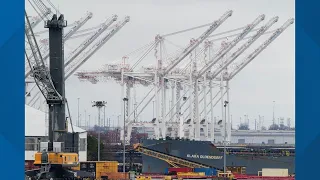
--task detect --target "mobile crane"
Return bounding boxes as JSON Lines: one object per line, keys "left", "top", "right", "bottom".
{"left": 25, "top": 12, "right": 94, "bottom": 180}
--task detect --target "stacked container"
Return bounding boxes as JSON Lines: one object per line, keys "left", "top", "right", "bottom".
{"left": 96, "top": 161, "right": 119, "bottom": 178}
{"left": 79, "top": 161, "right": 119, "bottom": 179}
{"left": 168, "top": 167, "right": 193, "bottom": 173}
{"left": 100, "top": 172, "right": 129, "bottom": 180}
{"left": 193, "top": 167, "right": 217, "bottom": 176}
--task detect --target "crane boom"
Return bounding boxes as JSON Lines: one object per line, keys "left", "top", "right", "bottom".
{"left": 209, "top": 16, "right": 279, "bottom": 79}
{"left": 197, "top": 14, "right": 265, "bottom": 77}
{"left": 26, "top": 16, "right": 120, "bottom": 107}
{"left": 64, "top": 12, "right": 93, "bottom": 40}
{"left": 27, "top": 8, "right": 52, "bottom": 31}
{"left": 64, "top": 15, "right": 118, "bottom": 68}
{"left": 25, "top": 12, "right": 94, "bottom": 78}
{"left": 25, "top": 11, "right": 63, "bottom": 102}
{"left": 227, "top": 18, "right": 294, "bottom": 80}
{"left": 163, "top": 10, "right": 233, "bottom": 75}
{"left": 42, "top": 12, "right": 96, "bottom": 62}
{"left": 65, "top": 16, "right": 130, "bottom": 79}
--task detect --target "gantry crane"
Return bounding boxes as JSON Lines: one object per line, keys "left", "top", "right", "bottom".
{"left": 118, "top": 10, "right": 233, "bottom": 142}
{"left": 184, "top": 14, "right": 266, "bottom": 141}
{"left": 72, "top": 15, "right": 294, "bottom": 142}
{"left": 151, "top": 14, "right": 266, "bottom": 140}
{"left": 147, "top": 10, "right": 234, "bottom": 140}
{"left": 177, "top": 17, "right": 292, "bottom": 141}
{"left": 193, "top": 18, "right": 295, "bottom": 141}
{"left": 115, "top": 10, "right": 234, "bottom": 142}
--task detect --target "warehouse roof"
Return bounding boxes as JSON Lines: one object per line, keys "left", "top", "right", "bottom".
{"left": 25, "top": 105, "right": 85, "bottom": 137}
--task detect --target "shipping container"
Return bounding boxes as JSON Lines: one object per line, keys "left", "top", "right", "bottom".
{"left": 168, "top": 167, "right": 193, "bottom": 173}
{"left": 177, "top": 172, "right": 205, "bottom": 176}
{"left": 101, "top": 172, "right": 129, "bottom": 180}
{"left": 193, "top": 167, "right": 217, "bottom": 176}
{"left": 136, "top": 176, "right": 152, "bottom": 180}
{"left": 227, "top": 166, "right": 246, "bottom": 174}
{"left": 261, "top": 168, "right": 289, "bottom": 177}
{"left": 96, "top": 161, "right": 119, "bottom": 178}
{"left": 79, "top": 161, "right": 120, "bottom": 179}
{"left": 164, "top": 168, "right": 169, "bottom": 174}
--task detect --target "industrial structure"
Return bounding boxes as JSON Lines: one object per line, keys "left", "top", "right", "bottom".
{"left": 74, "top": 10, "right": 294, "bottom": 175}
{"left": 24, "top": 0, "right": 295, "bottom": 178}
{"left": 75, "top": 11, "right": 294, "bottom": 144}
{"left": 25, "top": 0, "right": 130, "bottom": 178}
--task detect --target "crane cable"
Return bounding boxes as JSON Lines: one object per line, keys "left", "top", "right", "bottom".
{"left": 130, "top": 42, "right": 157, "bottom": 71}
{"left": 32, "top": 0, "right": 49, "bottom": 20}
{"left": 46, "top": 0, "right": 60, "bottom": 14}
{"left": 27, "top": 0, "right": 43, "bottom": 21}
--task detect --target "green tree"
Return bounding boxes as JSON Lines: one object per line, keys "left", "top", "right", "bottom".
{"left": 87, "top": 135, "right": 105, "bottom": 161}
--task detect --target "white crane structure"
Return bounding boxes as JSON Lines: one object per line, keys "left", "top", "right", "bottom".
{"left": 25, "top": 0, "right": 53, "bottom": 32}
{"left": 26, "top": 8, "right": 51, "bottom": 32}
{"left": 75, "top": 13, "right": 294, "bottom": 143}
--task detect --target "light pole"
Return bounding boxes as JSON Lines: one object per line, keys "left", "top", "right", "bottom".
{"left": 273, "top": 101, "right": 275, "bottom": 125}
{"left": 77, "top": 98, "right": 80, "bottom": 126}
{"left": 84, "top": 110, "right": 87, "bottom": 129}
{"left": 123, "top": 97, "right": 128, "bottom": 173}
{"left": 152, "top": 100, "right": 155, "bottom": 118}
{"left": 104, "top": 106, "right": 106, "bottom": 128}
{"left": 117, "top": 115, "right": 120, "bottom": 128}
{"left": 88, "top": 114, "right": 91, "bottom": 129}
{"left": 223, "top": 100, "right": 229, "bottom": 174}
{"left": 92, "top": 101, "right": 107, "bottom": 161}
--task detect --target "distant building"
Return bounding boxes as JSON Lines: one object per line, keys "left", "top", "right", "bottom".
{"left": 89, "top": 128, "right": 149, "bottom": 145}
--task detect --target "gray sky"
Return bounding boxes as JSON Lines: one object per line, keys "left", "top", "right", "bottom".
{"left": 26, "top": 0, "right": 295, "bottom": 129}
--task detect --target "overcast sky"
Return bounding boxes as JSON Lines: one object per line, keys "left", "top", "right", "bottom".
{"left": 26, "top": 0, "right": 295, "bottom": 130}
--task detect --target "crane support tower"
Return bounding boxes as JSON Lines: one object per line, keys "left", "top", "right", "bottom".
{"left": 46, "top": 14, "right": 67, "bottom": 150}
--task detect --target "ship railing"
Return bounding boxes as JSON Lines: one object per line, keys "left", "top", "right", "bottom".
{"left": 215, "top": 143, "right": 295, "bottom": 147}
{"left": 227, "top": 151, "right": 295, "bottom": 156}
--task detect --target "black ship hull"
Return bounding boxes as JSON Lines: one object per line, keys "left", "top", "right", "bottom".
{"left": 140, "top": 139, "right": 295, "bottom": 175}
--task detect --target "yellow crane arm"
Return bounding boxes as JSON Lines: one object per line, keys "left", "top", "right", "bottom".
{"left": 133, "top": 143, "right": 209, "bottom": 168}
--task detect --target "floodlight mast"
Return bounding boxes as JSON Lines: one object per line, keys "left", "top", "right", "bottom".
{"left": 92, "top": 100, "right": 107, "bottom": 161}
